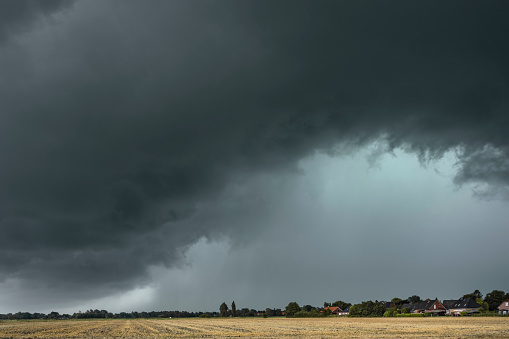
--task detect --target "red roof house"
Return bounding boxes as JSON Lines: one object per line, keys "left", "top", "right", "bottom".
{"left": 322, "top": 306, "right": 342, "bottom": 315}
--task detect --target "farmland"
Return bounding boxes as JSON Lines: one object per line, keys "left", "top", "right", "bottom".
{"left": 0, "top": 317, "right": 508, "bottom": 338}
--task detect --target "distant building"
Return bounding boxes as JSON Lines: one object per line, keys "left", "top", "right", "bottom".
{"left": 448, "top": 297, "right": 480, "bottom": 316}
{"left": 322, "top": 306, "right": 342, "bottom": 315}
{"left": 442, "top": 300, "right": 457, "bottom": 315}
{"left": 400, "top": 299, "right": 446, "bottom": 315}
{"left": 338, "top": 306, "right": 350, "bottom": 316}
{"left": 497, "top": 299, "right": 509, "bottom": 315}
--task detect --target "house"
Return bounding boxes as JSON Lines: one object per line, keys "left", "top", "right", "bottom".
{"left": 497, "top": 299, "right": 509, "bottom": 315}
{"left": 424, "top": 299, "right": 447, "bottom": 315}
{"left": 322, "top": 306, "right": 342, "bottom": 315}
{"left": 448, "top": 297, "right": 480, "bottom": 316}
{"left": 401, "top": 299, "right": 446, "bottom": 315}
{"left": 338, "top": 306, "right": 350, "bottom": 316}
{"left": 442, "top": 300, "right": 457, "bottom": 315}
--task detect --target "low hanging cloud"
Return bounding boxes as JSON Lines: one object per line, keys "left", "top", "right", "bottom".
{"left": 0, "top": 0, "right": 508, "bottom": 299}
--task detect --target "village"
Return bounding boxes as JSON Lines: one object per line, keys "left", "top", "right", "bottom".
{"left": 320, "top": 296, "right": 509, "bottom": 317}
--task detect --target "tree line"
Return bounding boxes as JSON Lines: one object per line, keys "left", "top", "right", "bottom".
{"left": 219, "top": 289, "right": 508, "bottom": 318}
{"left": 0, "top": 309, "right": 216, "bottom": 320}
{"left": 1, "top": 289, "right": 507, "bottom": 320}
{"left": 219, "top": 301, "right": 281, "bottom": 318}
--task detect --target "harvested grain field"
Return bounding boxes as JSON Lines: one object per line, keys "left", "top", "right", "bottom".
{"left": 0, "top": 317, "right": 508, "bottom": 338}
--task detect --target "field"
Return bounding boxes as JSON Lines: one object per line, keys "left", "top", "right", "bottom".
{"left": 0, "top": 317, "right": 508, "bottom": 338}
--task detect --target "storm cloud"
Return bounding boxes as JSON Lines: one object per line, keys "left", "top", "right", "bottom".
{"left": 0, "top": 0, "right": 508, "bottom": 307}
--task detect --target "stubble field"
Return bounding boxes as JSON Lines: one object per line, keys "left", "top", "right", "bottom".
{"left": 0, "top": 317, "right": 508, "bottom": 338}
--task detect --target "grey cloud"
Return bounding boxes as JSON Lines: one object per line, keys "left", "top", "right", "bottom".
{"left": 0, "top": 0, "right": 508, "bottom": 299}
{"left": 0, "top": 0, "right": 73, "bottom": 42}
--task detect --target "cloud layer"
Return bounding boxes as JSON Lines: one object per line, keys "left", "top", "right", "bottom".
{"left": 0, "top": 0, "right": 508, "bottom": 303}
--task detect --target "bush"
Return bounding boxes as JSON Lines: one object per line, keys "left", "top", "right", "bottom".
{"left": 460, "top": 312, "right": 467, "bottom": 317}
{"left": 199, "top": 313, "right": 210, "bottom": 318}
{"left": 293, "top": 310, "right": 321, "bottom": 318}
{"left": 401, "top": 308, "right": 411, "bottom": 314}
{"left": 383, "top": 308, "right": 398, "bottom": 317}
{"left": 285, "top": 302, "right": 301, "bottom": 318}
{"left": 349, "top": 301, "right": 385, "bottom": 317}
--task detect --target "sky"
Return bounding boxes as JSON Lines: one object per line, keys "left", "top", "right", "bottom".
{"left": 0, "top": 0, "right": 508, "bottom": 313}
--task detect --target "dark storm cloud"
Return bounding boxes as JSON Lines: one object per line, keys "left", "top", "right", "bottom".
{"left": 0, "top": 0, "right": 73, "bottom": 42}
{"left": 1, "top": 0, "right": 508, "bottom": 295}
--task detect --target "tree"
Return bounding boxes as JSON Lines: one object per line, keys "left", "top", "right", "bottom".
{"left": 219, "top": 302, "right": 228, "bottom": 317}
{"left": 349, "top": 301, "right": 385, "bottom": 317}
{"left": 476, "top": 298, "right": 489, "bottom": 313}
{"left": 285, "top": 302, "right": 301, "bottom": 318}
{"left": 240, "top": 308, "right": 251, "bottom": 317}
{"left": 383, "top": 307, "right": 398, "bottom": 317}
{"left": 463, "top": 290, "right": 483, "bottom": 300}
{"left": 408, "top": 295, "right": 421, "bottom": 304}
{"left": 323, "top": 302, "right": 331, "bottom": 307}
{"left": 485, "top": 290, "right": 509, "bottom": 308}
{"left": 391, "top": 298, "right": 403, "bottom": 307}
{"left": 322, "top": 308, "right": 332, "bottom": 316}
{"left": 301, "top": 305, "right": 314, "bottom": 312}
{"left": 48, "top": 311, "right": 60, "bottom": 319}
{"left": 231, "top": 301, "right": 236, "bottom": 317}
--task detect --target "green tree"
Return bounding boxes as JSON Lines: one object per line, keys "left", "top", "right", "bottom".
{"left": 219, "top": 302, "right": 228, "bottom": 317}
{"left": 408, "top": 295, "right": 421, "bottom": 304}
{"left": 231, "top": 301, "right": 236, "bottom": 317}
{"left": 349, "top": 301, "right": 385, "bottom": 317}
{"left": 309, "top": 309, "right": 319, "bottom": 317}
{"left": 323, "top": 302, "right": 331, "bottom": 307}
{"left": 285, "top": 302, "right": 301, "bottom": 318}
{"left": 240, "top": 308, "right": 251, "bottom": 317}
{"left": 48, "top": 311, "right": 60, "bottom": 319}
{"left": 476, "top": 298, "right": 489, "bottom": 313}
{"left": 485, "top": 290, "right": 508, "bottom": 308}
{"left": 391, "top": 298, "right": 403, "bottom": 307}
{"left": 383, "top": 307, "right": 398, "bottom": 317}
{"left": 301, "top": 305, "right": 314, "bottom": 312}
{"left": 463, "top": 290, "right": 483, "bottom": 300}
{"left": 401, "top": 307, "right": 411, "bottom": 314}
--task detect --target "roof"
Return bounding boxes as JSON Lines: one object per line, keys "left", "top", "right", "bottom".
{"left": 497, "top": 299, "right": 509, "bottom": 310}
{"left": 442, "top": 300, "right": 458, "bottom": 309}
{"left": 412, "top": 301, "right": 429, "bottom": 310}
{"left": 450, "top": 297, "right": 480, "bottom": 309}
{"left": 402, "top": 299, "right": 441, "bottom": 311}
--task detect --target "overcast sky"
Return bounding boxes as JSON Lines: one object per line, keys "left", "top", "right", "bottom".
{"left": 0, "top": 0, "right": 508, "bottom": 314}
